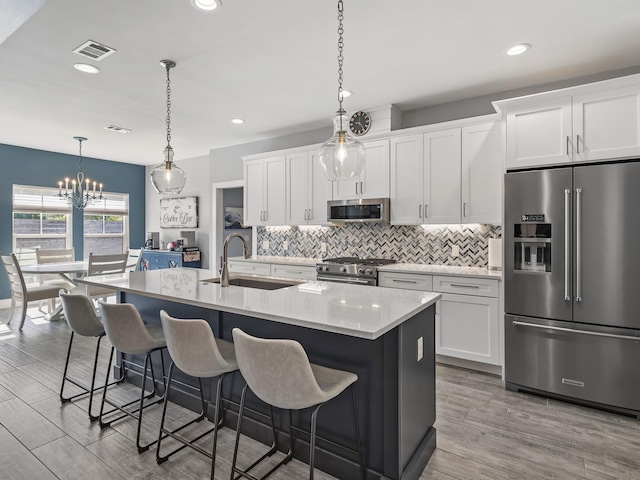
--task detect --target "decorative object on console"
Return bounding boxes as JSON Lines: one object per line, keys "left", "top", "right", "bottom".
{"left": 349, "top": 111, "right": 371, "bottom": 136}
{"left": 150, "top": 59, "right": 186, "bottom": 195}
{"left": 318, "top": 0, "right": 366, "bottom": 182}
{"left": 225, "top": 206, "right": 245, "bottom": 229}
{"left": 160, "top": 196, "right": 198, "bottom": 228}
{"left": 56, "top": 136, "right": 104, "bottom": 210}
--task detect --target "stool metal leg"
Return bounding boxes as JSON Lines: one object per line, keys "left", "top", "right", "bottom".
{"left": 351, "top": 385, "right": 366, "bottom": 480}
{"left": 309, "top": 403, "right": 325, "bottom": 480}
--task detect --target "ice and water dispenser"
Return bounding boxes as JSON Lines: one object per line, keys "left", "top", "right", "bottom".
{"left": 513, "top": 221, "right": 552, "bottom": 273}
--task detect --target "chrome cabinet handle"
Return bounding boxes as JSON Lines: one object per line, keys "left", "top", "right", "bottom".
{"left": 449, "top": 283, "right": 480, "bottom": 289}
{"left": 512, "top": 321, "right": 640, "bottom": 341}
{"left": 564, "top": 188, "right": 571, "bottom": 301}
{"left": 463, "top": 202, "right": 468, "bottom": 217}
{"left": 576, "top": 134, "right": 580, "bottom": 154}
{"left": 392, "top": 279, "right": 417, "bottom": 284}
{"left": 355, "top": 182, "right": 358, "bottom": 195}
{"left": 419, "top": 204, "right": 423, "bottom": 218}
{"left": 566, "top": 136, "right": 570, "bottom": 156}
{"left": 576, "top": 187, "right": 582, "bottom": 302}
{"left": 424, "top": 204, "right": 429, "bottom": 218}
{"left": 360, "top": 181, "right": 364, "bottom": 194}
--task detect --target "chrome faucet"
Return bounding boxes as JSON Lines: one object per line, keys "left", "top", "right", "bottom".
{"left": 219, "top": 233, "right": 251, "bottom": 287}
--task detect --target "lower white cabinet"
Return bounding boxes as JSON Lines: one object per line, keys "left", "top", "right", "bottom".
{"left": 228, "top": 260, "right": 316, "bottom": 281}
{"left": 379, "top": 271, "right": 501, "bottom": 368}
{"left": 227, "top": 260, "right": 271, "bottom": 276}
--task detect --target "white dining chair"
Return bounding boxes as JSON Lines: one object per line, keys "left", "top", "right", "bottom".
{"left": 85, "top": 252, "right": 128, "bottom": 302}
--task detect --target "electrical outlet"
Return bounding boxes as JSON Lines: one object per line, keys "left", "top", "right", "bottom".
{"left": 321, "top": 242, "right": 327, "bottom": 254}
{"left": 451, "top": 245, "right": 460, "bottom": 258}
{"left": 417, "top": 336, "right": 424, "bottom": 361}
{"left": 262, "top": 240, "right": 269, "bottom": 250}
{"left": 283, "top": 240, "right": 288, "bottom": 251}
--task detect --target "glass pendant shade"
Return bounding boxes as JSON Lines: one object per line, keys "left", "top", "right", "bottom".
{"left": 150, "top": 147, "right": 186, "bottom": 195}
{"left": 319, "top": 110, "right": 366, "bottom": 181}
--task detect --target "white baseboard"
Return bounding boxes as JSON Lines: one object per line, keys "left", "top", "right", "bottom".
{"left": 0, "top": 299, "right": 12, "bottom": 309}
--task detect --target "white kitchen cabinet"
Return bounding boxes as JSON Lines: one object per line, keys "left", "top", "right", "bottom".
{"left": 228, "top": 260, "right": 271, "bottom": 276}
{"left": 243, "top": 156, "right": 285, "bottom": 226}
{"left": 270, "top": 263, "right": 317, "bottom": 281}
{"left": 333, "top": 139, "right": 390, "bottom": 200}
{"left": 378, "top": 271, "right": 433, "bottom": 291}
{"left": 505, "top": 84, "right": 640, "bottom": 169}
{"left": 390, "top": 128, "right": 462, "bottom": 225}
{"left": 461, "top": 122, "right": 503, "bottom": 224}
{"left": 285, "top": 150, "right": 332, "bottom": 226}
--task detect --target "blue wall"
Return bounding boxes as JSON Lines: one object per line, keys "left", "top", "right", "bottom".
{"left": 0, "top": 143, "right": 146, "bottom": 300}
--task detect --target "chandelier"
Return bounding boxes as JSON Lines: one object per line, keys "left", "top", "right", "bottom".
{"left": 56, "top": 136, "right": 103, "bottom": 209}
{"left": 318, "top": 0, "right": 366, "bottom": 181}
{"left": 150, "top": 59, "right": 186, "bottom": 195}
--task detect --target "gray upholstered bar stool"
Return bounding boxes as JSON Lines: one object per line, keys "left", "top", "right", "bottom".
{"left": 58, "top": 291, "right": 124, "bottom": 420}
{"left": 98, "top": 301, "right": 167, "bottom": 453}
{"left": 230, "top": 328, "right": 366, "bottom": 480}
{"left": 156, "top": 310, "right": 239, "bottom": 479}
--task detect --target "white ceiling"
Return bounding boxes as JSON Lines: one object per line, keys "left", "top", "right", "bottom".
{"left": 2, "top": 0, "right": 640, "bottom": 165}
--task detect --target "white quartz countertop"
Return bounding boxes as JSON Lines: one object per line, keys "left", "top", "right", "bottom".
{"left": 77, "top": 269, "right": 440, "bottom": 340}
{"left": 230, "top": 256, "right": 320, "bottom": 267}
{"left": 378, "top": 263, "right": 502, "bottom": 279}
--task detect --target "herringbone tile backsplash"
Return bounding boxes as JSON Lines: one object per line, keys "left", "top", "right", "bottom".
{"left": 257, "top": 224, "right": 501, "bottom": 267}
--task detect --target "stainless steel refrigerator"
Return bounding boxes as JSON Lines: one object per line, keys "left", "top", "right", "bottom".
{"left": 504, "top": 161, "right": 640, "bottom": 417}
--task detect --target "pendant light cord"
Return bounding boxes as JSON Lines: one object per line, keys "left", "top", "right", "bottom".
{"left": 165, "top": 62, "right": 172, "bottom": 150}
{"left": 337, "top": 0, "right": 344, "bottom": 131}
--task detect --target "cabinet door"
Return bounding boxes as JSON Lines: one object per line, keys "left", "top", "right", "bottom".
{"left": 461, "top": 122, "right": 503, "bottom": 224}
{"left": 435, "top": 293, "right": 500, "bottom": 365}
{"left": 573, "top": 85, "right": 640, "bottom": 162}
{"left": 359, "top": 139, "right": 390, "bottom": 198}
{"left": 263, "top": 156, "right": 285, "bottom": 226}
{"left": 506, "top": 98, "right": 572, "bottom": 169}
{"left": 308, "top": 150, "right": 332, "bottom": 225}
{"left": 243, "top": 159, "right": 264, "bottom": 226}
{"left": 424, "top": 128, "right": 461, "bottom": 224}
{"left": 285, "top": 152, "right": 310, "bottom": 225}
{"left": 390, "top": 134, "right": 423, "bottom": 224}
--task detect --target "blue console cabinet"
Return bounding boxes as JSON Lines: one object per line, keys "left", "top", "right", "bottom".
{"left": 139, "top": 250, "right": 201, "bottom": 271}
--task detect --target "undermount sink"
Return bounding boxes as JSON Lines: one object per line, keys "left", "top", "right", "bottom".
{"left": 202, "top": 275, "right": 303, "bottom": 290}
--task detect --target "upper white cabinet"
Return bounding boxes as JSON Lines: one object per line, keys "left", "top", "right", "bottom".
{"left": 243, "top": 156, "right": 285, "bottom": 226}
{"left": 461, "top": 122, "right": 503, "bottom": 224}
{"left": 333, "top": 139, "right": 390, "bottom": 200}
{"left": 390, "top": 123, "right": 501, "bottom": 225}
{"left": 504, "top": 84, "right": 640, "bottom": 169}
{"left": 285, "top": 150, "right": 332, "bottom": 226}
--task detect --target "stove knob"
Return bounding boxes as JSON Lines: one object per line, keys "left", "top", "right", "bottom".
{"left": 358, "top": 268, "right": 364, "bottom": 274}
{"left": 316, "top": 265, "right": 322, "bottom": 272}
{"left": 340, "top": 266, "right": 346, "bottom": 272}
{"left": 365, "top": 268, "right": 373, "bottom": 275}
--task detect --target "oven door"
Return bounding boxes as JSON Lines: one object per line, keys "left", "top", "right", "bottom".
{"left": 316, "top": 274, "right": 377, "bottom": 286}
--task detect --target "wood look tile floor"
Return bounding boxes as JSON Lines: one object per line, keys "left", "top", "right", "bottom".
{"left": 0, "top": 307, "right": 639, "bottom": 479}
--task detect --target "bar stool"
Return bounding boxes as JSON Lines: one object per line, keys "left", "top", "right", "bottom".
{"left": 230, "top": 328, "right": 366, "bottom": 480}
{"left": 156, "top": 310, "right": 239, "bottom": 479}
{"left": 98, "top": 301, "right": 167, "bottom": 453}
{"left": 58, "top": 291, "right": 124, "bottom": 420}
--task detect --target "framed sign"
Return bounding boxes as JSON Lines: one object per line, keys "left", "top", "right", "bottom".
{"left": 160, "top": 196, "right": 198, "bottom": 228}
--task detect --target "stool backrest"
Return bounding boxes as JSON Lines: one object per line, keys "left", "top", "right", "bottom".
{"left": 232, "top": 328, "right": 325, "bottom": 410}
{"left": 88, "top": 253, "right": 128, "bottom": 276}
{"left": 160, "top": 310, "right": 231, "bottom": 377}
{"left": 59, "top": 291, "right": 104, "bottom": 337}
{"left": 98, "top": 301, "right": 163, "bottom": 355}
{"left": 36, "top": 248, "right": 75, "bottom": 264}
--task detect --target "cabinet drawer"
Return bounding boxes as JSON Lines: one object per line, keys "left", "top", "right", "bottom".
{"left": 378, "top": 272, "right": 432, "bottom": 291}
{"left": 271, "top": 264, "right": 316, "bottom": 281}
{"left": 433, "top": 275, "right": 498, "bottom": 298}
{"left": 228, "top": 260, "right": 271, "bottom": 276}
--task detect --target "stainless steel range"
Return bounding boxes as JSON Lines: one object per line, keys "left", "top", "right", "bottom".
{"left": 316, "top": 257, "right": 396, "bottom": 286}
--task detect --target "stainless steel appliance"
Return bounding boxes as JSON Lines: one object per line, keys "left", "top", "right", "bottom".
{"left": 505, "top": 162, "right": 640, "bottom": 417}
{"left": 145, "top": 232, "right": 160, "bottom": 249}
{"left": 316, "top": 257, "right": 396, "bottom": 286}
{"left": 327, "top": 197, "right": 390, "bottom": 223}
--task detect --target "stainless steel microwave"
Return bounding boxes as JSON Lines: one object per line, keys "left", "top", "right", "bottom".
{"left": 327, "top": 198, "right": 390, "bottom": 223}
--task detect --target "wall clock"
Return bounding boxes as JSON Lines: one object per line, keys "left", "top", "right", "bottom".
{"left": 349, "top": 111, "right": 371, "bottom": 136}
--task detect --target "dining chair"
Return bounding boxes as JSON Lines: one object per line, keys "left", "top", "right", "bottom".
{"left": 86, "top": 252, "right": 128, "bottom": 301}
{"left": 0, "top": 253, "right": 68, "bottom": 330}
{"left": 35, "top": 247, "right": 76, "bottom": 311}
{"left": 127, "top": 248, "right": 144, "bottom": 272}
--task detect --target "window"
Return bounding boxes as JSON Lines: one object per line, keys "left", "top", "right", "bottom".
{"left": 12, "top": 185, "right": 72, "bottom": 263}
{"left": 83, "top": 193, "right": 129, "bottom": 259}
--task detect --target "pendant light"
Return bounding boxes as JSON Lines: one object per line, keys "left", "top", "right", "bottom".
{"left": 150, "top": 60, "right": 186, "bottom": 195}
{"left": 318, "top": 0, "right": 365, "bottom": 182}
{"left": 56, "top": 136, "right": 104, "bottom": 209}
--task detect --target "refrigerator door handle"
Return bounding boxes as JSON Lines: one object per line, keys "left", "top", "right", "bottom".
{"left": 576, "top": 187, "right": 583, "bottom": 302}
{"left": 564, "top": 188, "right": 571, "bottom": 301}
{"left": 512, "top": 321, "right": 640, "bottom": 341}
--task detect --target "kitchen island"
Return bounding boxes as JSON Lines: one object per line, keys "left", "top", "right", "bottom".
{"left": 77, "top": 268, "right": 441, "bottom": 480}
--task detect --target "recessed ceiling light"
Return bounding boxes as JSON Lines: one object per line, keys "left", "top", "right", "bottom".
{"left": 104, "top": 125, "right": 132, "bottom": 134}
{"left": 74, "top": 63, "right": 100, "bottom": 74}
{"left": 191, "top": 0, "right": 219, "bottom": 11}
{"left": 231, "top": 118, "right": 244, "bottom": 124}
{"left": 340, "top": 90, "right": 352, "bottom": 98}
{"left": 506, "top": 43, "right": 531, "bottom": 56}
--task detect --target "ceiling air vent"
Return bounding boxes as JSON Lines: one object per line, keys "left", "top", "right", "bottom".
{"left": 104, "top": 125, "right": 131, "bottom": 134}
{"left": 72, "top": 40, "right": 116, "bottom": 61}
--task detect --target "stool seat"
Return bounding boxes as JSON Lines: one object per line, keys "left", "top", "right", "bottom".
{"left": 310, "top": 363, "right": 357, "bottom": 407}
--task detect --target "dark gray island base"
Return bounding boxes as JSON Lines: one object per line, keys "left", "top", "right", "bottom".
{"left": 119, "top": 291, "right": 436, "bottom": 480}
